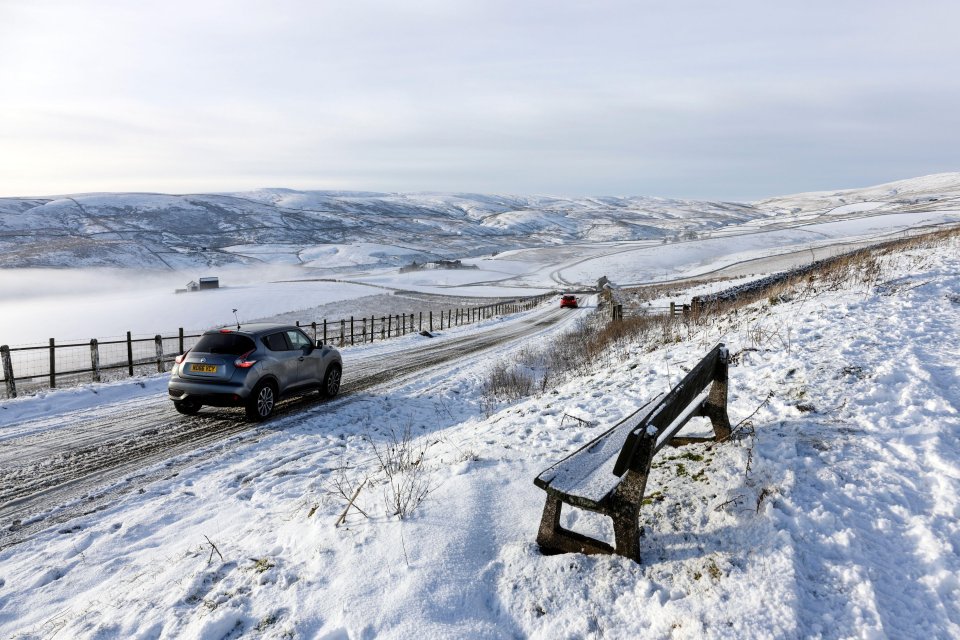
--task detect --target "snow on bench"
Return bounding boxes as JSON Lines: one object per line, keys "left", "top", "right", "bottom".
{"left": 533, "top": 343, "right": 731, "bottom": 563}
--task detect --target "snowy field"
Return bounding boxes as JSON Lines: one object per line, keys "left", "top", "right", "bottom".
{"left": 1, "top": 236, "right": 958, "bottom": 637}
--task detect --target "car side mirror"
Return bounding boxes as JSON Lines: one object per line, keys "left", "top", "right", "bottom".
{"left": 315, "top": 339, "right": 324, "bottom": 348}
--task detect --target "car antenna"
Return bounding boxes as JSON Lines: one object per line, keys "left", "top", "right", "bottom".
{"left": 232, "top": 308, "right": 241, "bottom": 330}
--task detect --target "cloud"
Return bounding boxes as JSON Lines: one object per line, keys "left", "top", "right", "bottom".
{"left": 1, "top": 0, "right": 959, "bottom": 199}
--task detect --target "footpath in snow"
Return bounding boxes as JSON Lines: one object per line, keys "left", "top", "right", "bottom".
{"left": 1, "top": 239, "right": 958, "bottom": 638}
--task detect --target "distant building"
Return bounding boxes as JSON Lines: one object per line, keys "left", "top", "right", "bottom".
{"left": 199, "top": 277, "right": 219, "bottom": 290}
{"left": 398, "top": 259, "right": 478, "bottom": 273}
{"left": 186, "top": 280, "right": 199, "bottom": 292}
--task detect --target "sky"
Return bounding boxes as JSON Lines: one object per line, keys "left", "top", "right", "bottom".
{"left": 1, "top": 0, "right": 958, "bottom": 201}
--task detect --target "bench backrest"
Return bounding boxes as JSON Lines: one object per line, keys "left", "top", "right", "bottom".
{"left": 612, "top": 343, "right": 727, "bottom": 475}
{"left": 534, "top": 343, "right": 728, "bottom": 507}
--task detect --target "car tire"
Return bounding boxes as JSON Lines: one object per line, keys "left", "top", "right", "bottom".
{"left": 246, "top": 381, "right": 277, "bottom": 421}
{"left": 174, "top": 400, "right": 202, "bottom": 415}
{"left": 320, "top": 363, "right": 342, "bottom": 399}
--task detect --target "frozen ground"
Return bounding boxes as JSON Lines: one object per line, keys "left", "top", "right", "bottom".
{"left": 1, "top": 234, "right": 957, "bottom": 638}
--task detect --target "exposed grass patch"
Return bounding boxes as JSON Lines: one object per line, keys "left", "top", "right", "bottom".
{"left": 251, "top": 557, "right": 275, "bottom": 573}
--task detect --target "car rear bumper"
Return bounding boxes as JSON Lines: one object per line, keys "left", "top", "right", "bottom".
{"left": 168, "top": 379, "right": 250, "bottom": 407}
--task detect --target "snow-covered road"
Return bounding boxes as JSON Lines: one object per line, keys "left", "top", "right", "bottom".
{"left": 0, "top": 302, "right": 589, "bottom": 549}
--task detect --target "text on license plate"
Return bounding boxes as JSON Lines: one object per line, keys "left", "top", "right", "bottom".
{"left": 190, "top": 364, "right": 218, "bottom": 373}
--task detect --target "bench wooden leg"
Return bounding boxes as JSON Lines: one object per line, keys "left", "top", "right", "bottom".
{"left": 704, "top": 351, "right": 732, "bottom": 441}
{"left": 611, "top": 504, "right": 641, "bottom": 562}
{"left": 607, "top": 468, "right": 649, "bottom": 562}
{"left": 536, "top": 495, "right": 562, "bottom": 549}
{"left": 535, "top": 495, "right": 615, "bottom": 557}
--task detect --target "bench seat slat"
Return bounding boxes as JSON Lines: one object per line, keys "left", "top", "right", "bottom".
{"left": 534, "top": 393, "right": 665, "bottom": 506}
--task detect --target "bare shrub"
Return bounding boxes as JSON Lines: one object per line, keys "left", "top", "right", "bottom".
{"left": 484, "top": 361, "right": 536, "bottom": 400}
{"left": 742, "top": 318, "right": 792, "bottom": 352}
{"left": 367, "top": 426, "right": 432, "bottom": 520}
{"left": 328, "top": 456, "right": 369, "bottom": 523}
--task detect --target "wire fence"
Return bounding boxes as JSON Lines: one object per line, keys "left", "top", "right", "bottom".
{"left": 1, "top": 293, "right": 555, "bottom": 399}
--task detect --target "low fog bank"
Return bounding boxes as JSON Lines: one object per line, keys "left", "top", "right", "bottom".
{"left": 0, "top": 265, "right": 321, "bottom": 301}
{"left": 0, "top": 266, "right": 377, "bottom": 346}
{"left": 0, "top": 265, "right": 539, "bottom": 347}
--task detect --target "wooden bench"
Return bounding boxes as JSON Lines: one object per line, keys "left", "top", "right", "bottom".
{"left": 533, "top": 343, "right": 732, "bottom": 562}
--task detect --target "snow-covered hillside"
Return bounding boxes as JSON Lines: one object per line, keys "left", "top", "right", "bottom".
{"left": 2, "top": 230, "right": 957, "bottom": 638}
{"left": 2, "top": 173, "right": 957, "bottom": 271}
{"left": 0, "top": 191, "right": 758, "bottom": 270}
{"left": 754, "top": 172, "right": 960, "bottom": 217}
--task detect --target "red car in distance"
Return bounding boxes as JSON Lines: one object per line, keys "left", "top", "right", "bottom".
{"left": 560, "top": 294, "right": 578, "bottom": 308}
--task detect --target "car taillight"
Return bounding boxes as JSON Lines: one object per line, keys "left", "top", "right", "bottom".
{"left": 234, "top": 349, "right": 256, "bottom": 368}
{"left": 175, "top": 350, "right": 189, "bottom": 364}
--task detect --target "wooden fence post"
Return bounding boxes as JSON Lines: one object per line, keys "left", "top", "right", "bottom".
{"left": 323, "top": 319, "right": 328, "bottom": 344}
{"left": 429, "top": 311, "right": 433, "bottom": 331}
{"left": 311, "top": 321, "right": 318, "bottom": 342}
{"left": 362, "top": 318, "right": 367, "bottom": 343}
{"left": 670, "top": 302, "right": 676, "bottom": 317}
{"left": 350, "top": 317, "right": 355, "bottom": 346}
{"left": 1, "top": 345, "right": 16, "bottom": 398}
{"left": 178, "top": 327, "right": 184, "bottom": 354}
{"left": 340, "top": 320, "right": 345, "bottom": 347}
{"left": 90, "top": 339, "right": 101, "bottom": 382}
{"left": 49, "top": 338, "right": 56, "bottom": 389}
{"left": 387, "top": 315, "right": 392, "bottom": 338}
{"left": 419, "top": 312, "right": 423, "bottom": 331}
{"left": 154, "top": 335, "right": 165, "bottom": 373}
{"left": 381, "top": 317, "right": 386, "bottom": 340}
{"left": 127, "top": 331, "right": 134, "bottom": 376}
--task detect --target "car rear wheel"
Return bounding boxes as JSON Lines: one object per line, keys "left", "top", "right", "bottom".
{"left": 246, "top": 382, "right": 277, "bottom": 421}
{"left": 320, "top": 363, "right": 342, "bottom": 399}
{"left": 174, "top": 400, "right": 202, "bottom": 415}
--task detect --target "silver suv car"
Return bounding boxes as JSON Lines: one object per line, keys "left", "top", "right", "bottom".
{"left": 168, "top": 323, "right": 343, "bottom": 420}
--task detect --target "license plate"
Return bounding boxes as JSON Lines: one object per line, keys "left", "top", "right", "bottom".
{"left": 189, "top": 364, "right": 218, "bottom": 373}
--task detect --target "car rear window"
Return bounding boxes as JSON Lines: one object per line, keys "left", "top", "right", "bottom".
{"left": 193, "top": 332, "right": 256, "bottom": 355}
